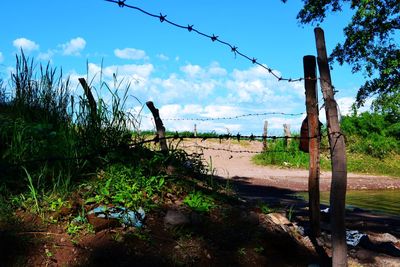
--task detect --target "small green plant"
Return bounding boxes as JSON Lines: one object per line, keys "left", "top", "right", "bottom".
{"left": 237, "top": 247, "right": 246, "bottom": 256}
{"left": 259, "top": 203, "right": 274, "bottom": 214}
{"left": 254, "top": 245, "right": 265, "bottom": 254}
{"left": 22, "top": 167, "right": 41, "bottom": 215}
{"left": 66, "top": 222, "right": 83, "bottom": 236}
{"left": 286, "top": 205, "right": 295, "bottom": 222}
{"left": 45, "top": 248, "right": 53, "bottom": 258}
{"left": 183, "top": 190, "right": 216, "bottom": 212}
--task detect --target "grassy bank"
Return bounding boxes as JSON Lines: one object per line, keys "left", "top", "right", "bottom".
{"left": 252, "top": 138, "right": 400, "bottom": 177}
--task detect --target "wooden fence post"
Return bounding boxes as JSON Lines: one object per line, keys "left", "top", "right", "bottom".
{"left": 283, "top": 124, "right": 291, "bottom": 148}
{"left": 303, "top": 55, "right": 321, "bottom": 237}
{"left": 194, "top": 124, "right": 197, "bottom": 137}
{"left": 146, "top": 101, "right": 168, "bottom": 153}
{"left": 263, "top": 121, "right": 268, "bottom": 151}
{"left": 78, "top": 78, "right": 97, "bottom": 124}
{"left": 315, "top": 27, "right": 348, "bottom": 267}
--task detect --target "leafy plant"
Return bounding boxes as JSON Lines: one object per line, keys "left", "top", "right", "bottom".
{"left": 183, "top": 190, "right": 216, "bottom": 213}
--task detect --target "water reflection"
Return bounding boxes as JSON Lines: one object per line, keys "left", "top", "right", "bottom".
{"left": 297, "top": 190, "right": 400, "bottom": 216}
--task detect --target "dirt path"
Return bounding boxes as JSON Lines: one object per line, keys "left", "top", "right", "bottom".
{"left": 182, "top": 140, "right": 400, "bottom": 192}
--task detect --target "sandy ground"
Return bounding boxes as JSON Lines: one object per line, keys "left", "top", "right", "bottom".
{"left": 180, "top": 139, "right": 400, "bottom": 192}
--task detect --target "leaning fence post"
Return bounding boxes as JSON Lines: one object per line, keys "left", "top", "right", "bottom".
{"left": 315, "top": 27, "right": 347, "bottom": 267}
{"left": 283, "top": 124, "right": 291, "bottom": 148}
{"left": 263, "top": 121, "right": 268, "bottom": 151}
{"left": 78, "top": 78, "right": 97, "bottom": 124}
{"left": 303, "top": 55, "right": 321, "bottom": 237}
{"left": 146, "top": 101, "right": 168, "bottom": 153}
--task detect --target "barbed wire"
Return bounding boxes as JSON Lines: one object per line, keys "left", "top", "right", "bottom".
{"left": 104, "top": 0, "right": 322, "bottom": 84}
{"left": 142, "top": 111, "right": 306, "bottom": 122}
{"left": 2, "top": 131, "right": 337, "bottom": 166}
{"left": 131, "top": 132, "right": 329, "bottom": 147}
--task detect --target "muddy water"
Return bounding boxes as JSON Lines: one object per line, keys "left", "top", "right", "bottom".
{"left": 298, "top": 190, "right": 400, "bottom": 216}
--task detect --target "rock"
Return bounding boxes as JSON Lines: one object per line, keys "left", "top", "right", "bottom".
{"left": 265, "top": 212, "right": 291, "bottom": 225}
{"left": 356, "top": 249, "right": 374, "bottom": 262}
{"left": 360, "top": 234, "right": 400, "bottom": 257}
{"left": 86, "top": 214, "right": 119, "bottom": 232}
{"left": 240, "top": 211, "right": 259, "bottom": 225}
{"left": 164, "top": 210, "right": 190, "bottom": 227}
{"left": 368, "top": 233, "right": 398, "bottom": 244}
{"left": 190, "top": 212, "right": 203, "bottom": 226}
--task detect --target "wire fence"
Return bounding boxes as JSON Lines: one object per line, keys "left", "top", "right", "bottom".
{"left": 142, "top": 111, "right": 306, "bottom": 122}
{"left": 105, "top": 0, "right": 337, "bottom": 91}
{"left": 2, "top": 130, "right": 336, "bottom": 167}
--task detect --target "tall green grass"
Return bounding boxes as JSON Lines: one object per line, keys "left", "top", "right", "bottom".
{"left": 1, "top": 51, "right": 213, "bottom": 222}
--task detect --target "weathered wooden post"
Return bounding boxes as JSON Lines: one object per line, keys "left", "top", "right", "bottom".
{"left": 78, "top": 78, "right": 97, "bottom": 124}
{"left": 146, "top": 101, "right": 168, "bottom": 153}
{"left": 303, "top": 55, "right": 321, "bottom": 237}
{"left": 283, "top": 124, "right": 291, "bottom": 148}
{"left": 315, "top": 27, "right": 348, "bottom": 267}
{"left": 194, "top": 124, "right": 197, "bottom": 137}
{"left": 263, "top": 120, "right": 268, "bottom": 151}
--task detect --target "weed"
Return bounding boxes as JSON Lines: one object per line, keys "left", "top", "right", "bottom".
{"left": 254, "top": 245, "right": 265, "bottom": 254}
{"left": 286, "top": 205, "right": 295, "bottom": 222}
{"left": 22, "top": 167, "right": 41, "bottom": 215}
{"left": 237, "top": 247, "right": 246, "bottom": 256}
{"left": 259, "top": 202, "right": 274, "bottom": 214}
{"left": 183, "top": 191, "right": 216, "bottom": 213}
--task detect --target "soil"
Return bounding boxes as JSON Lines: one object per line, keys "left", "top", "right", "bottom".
{"left": 2, "top": 140, "right": 400, "bottom": 266}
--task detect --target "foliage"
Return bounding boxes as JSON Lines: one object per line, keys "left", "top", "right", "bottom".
{"left": 284, "top": 0, "right": 399, "bottom": 115}
{"left": 341, "top": 112, "right": 399, "bottom": 158}
{"left": 183, "top": 190, "right": 216, "bottom": 212}
{"left": 85, "top": 164, "right": 165, "bottom": 210}
{"left": 252, "top": 138, "right": 311, "bottom": 169}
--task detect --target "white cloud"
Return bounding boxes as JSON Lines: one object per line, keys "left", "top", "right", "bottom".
{"left": 182, "top": 104, "right": 203, "bottom": 115}
{"left": 157, "top": 54, "right": 169, "bottom": 61}
{"left": 0, "top": 52, "right": 3, "bottom": 63}
{"left": 13, "top": 38, "right": 39, "bottom": 52}
{"left": 87, "top": 63, "right": 154, "bottom": 83}
{"left": 114, "top": 48, "right": 148, "bottom": 60}
{"left": 202, "top": 105, "right": 241, "bottom": 119}
{"left": 38, "top": 50, "right": 55, "bottom": 61}
{"left": 180, "top": 64, "right": 202, "bottom": 78}
{"left": 160, "top": 104, "right": 181, "bottom": 118}
{"left": 61, "top": 37, "right": 86, "bottom": 56}
{"left": 337, "top": 97, "right": 355, "bottom": 116}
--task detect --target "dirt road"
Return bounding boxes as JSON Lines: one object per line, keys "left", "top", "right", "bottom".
{"left": 182, "top": 140, "right": 400, "bottom": 192}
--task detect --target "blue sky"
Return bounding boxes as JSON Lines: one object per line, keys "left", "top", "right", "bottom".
{"left": 1, "top": 0, "right": 369, "bottom": 135}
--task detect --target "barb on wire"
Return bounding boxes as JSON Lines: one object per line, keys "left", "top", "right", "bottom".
{"left": 130, "top": 133, "right": 323, "bottom": 148}
{"left": 142, "top": 111, "right": 306, "bottom": 122}
{"left": 105, "top": 0, "right": 306, "bottom": 83}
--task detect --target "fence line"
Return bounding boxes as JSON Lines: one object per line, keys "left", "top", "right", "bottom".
{"left": 141, "top": 111, "right": 306, "bottom": 122}
{"left": 104, "top": 0, "right": 323, "bottom": 85}
{"left": 3, "top": 131, "right": 337, "bottom": 167}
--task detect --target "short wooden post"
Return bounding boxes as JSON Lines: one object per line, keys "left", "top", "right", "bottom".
{"left": 283, "top": 124, "right": 291, "bottom": 148}
{"left": 78, "top": 78, "right": 97, "bottom": 123}
{"left": 263, "top": 121, "right": 268, "bottom": 151}
{"left": 146, "top": 101, "right": 168, "bottom": 153}
{"left": 304, "top": 55, "right": 321, "bottom": 237}
{"left": 315, "top": 27, "right": 347, "bottom": 267}
{"left": 194, "top": 124, "right": 197, "bottom": 137}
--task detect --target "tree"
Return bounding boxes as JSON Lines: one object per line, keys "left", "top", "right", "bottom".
{"left": 284, "top": 0, "right": 399, "bottom": 109}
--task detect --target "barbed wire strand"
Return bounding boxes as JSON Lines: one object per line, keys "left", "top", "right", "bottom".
{"left": 141, "top": 111, "right": 306, "bottom": 121}
{"left": 105, "top": 0, "right": 334, "bottom": 86}
{"left": 3, "top": 132, "right": 337, "bottom": 166}
{"left": 131, "top": 132, "right": 337, "bottom": 147}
